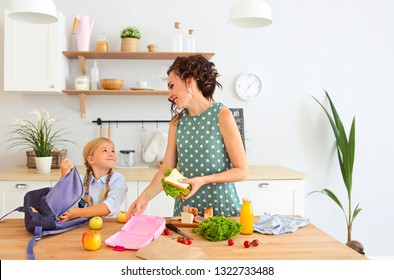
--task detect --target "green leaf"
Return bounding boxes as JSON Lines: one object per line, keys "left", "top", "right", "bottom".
{"left": 321, "top": 189, "right": 344, "bottom": 211}
{"left": 352, "top": 203, "right": 362, "bottom": 223}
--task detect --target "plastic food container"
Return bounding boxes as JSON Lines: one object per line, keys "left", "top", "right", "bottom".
{"left": 105, "top": 215, "right": 165, "bottom": 250}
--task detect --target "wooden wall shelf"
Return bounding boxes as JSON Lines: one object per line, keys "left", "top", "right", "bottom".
{"left": 62, "top": 51, "right": 215, "bottom": 118}
{"left": 62, "top": 89, "right": 168, "bottom": 96}
{"left": 63, "top": 51, "right": 215, "bottom": 60}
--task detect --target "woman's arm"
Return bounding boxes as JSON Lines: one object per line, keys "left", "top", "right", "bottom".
{"left": 126, "top": 121, "right": 178, "bottom": 219}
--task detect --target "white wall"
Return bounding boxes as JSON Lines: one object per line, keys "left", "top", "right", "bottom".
{"left": 1, "top": 0, "right": 393, "bottom": 259}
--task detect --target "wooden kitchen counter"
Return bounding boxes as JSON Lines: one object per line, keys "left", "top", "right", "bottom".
{"left": 0, "top": 165, "right": 307, "bottom": 181}
{"left": 0, "top": 218, "right": 366, "bottom": 260}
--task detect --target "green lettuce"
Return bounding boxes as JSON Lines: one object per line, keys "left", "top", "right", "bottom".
{"left": 192, "top": 216, "right": 242, "bottom": 241}
{"left": 161, "top": 168, "right": 190, "bottom": 199}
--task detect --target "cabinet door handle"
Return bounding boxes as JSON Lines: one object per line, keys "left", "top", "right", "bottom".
{"left": 15, "top": 184, "right": 28, "bottom": 189}
{"left": 258, "top": 183, "right": 269, "bottom": 188}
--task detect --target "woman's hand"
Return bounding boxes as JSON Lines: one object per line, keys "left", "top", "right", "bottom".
{"left": 60, "top": 158, "right": 74, "bottom": 178}
{"left": 126, "top": 198, "right": 149, "bottom": 220}
{"left": 179, "top": 176, "right": 205, "bottom": 200}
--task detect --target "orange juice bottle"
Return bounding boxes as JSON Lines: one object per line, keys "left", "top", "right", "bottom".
{"left": 240, "top": 197, "right": 254, "bottom": 234}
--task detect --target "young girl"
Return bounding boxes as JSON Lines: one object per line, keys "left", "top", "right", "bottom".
{"left": 59, "top": 137, "right": 127, "bottom": 220}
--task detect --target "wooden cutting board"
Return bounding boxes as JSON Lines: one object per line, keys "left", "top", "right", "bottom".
{"left": 168, "top": 218, "right": 200, "bottom": 228}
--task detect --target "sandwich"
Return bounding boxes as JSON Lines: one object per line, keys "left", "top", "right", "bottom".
{"left": 161, "top": 168, "right": 191, "bottom": 199}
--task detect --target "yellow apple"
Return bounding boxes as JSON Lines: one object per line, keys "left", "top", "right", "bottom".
{"left": 117, "top": 211, "right": 127, "bottom": 223}
{"left": 89, "top": 216, "right": 103, "bottom": 230}
{"left": 82, "top": 230, "right": 102, "bottom": 251}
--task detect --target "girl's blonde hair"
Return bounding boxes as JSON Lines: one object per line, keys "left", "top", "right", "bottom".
{"left": 83, "top": 137, "right": 114, "bottom": 206}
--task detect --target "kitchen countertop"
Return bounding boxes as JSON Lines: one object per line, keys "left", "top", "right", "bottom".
{"left": 0, "top": 165, "right": 308, "bottom": 181}
{"left": 0, "top": 217, "right": 366, "bottom": 260}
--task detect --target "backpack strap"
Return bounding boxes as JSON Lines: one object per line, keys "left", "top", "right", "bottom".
{"left": 27, "top": 226, "right": 43, "bottom": 260}
{"left": 0, "top": 206, "right": 24, "bottom": 221}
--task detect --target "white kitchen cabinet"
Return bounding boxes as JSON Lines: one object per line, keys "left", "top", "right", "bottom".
{"left": 3, "top": 9, "right": 69, "bottom": 93}
{"left": 119, "top": 181, "right": 138, "bottom": 212}
{"left": 0, "top": 179, "right": 138, "bottom": 219}
{"left": 0, "top": 180, "right": 52, "bottom": 219}
{"left": 236, "top": 180, "right": 305, "bottom": 216}
{"left": 136, "top": 181, "right": 174, "bottom": 217}
{"left": 122, "top": 179, "right": 305, "bottom": 217}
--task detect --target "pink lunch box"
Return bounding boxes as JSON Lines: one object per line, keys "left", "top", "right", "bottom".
{"left": 105, "top": 215, "right": 166, "bottom": 250}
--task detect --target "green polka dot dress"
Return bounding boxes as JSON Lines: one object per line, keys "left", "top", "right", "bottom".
{"left": 173, "top": 102, "right": 242, "bottom": 217}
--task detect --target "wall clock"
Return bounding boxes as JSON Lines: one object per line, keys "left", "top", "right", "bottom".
{"left": 235, "top": 72, "right": 263, "bottom": 101}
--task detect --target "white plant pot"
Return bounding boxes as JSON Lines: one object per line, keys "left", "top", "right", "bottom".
{"left": 35, "top": 156, "right": 53, "bottom": 174}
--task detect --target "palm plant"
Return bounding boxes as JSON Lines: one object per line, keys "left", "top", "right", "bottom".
{"left": 310, "top": 90, "right": 361, "bottom": 242}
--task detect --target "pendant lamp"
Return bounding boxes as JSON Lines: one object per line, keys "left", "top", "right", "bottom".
{"left": 8, "top": 0, "right": 58, "bottom": 24}
{"left": 228, "top": 0, "right": 272, "bottom": 28}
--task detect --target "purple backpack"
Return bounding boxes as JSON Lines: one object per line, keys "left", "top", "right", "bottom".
{"left": 0, "top": 168, "right": 89, "bottom": 259}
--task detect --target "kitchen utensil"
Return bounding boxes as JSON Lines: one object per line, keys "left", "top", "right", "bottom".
{"left": 165, "top": 223, "right": 191, "bottom": 239}
{"left": 72, "top": 14, "right": 95, "bottom": 51}
{"left": 78, "top": 55, "right": 87, "bottom": 75}
{"left": 100, "top": 79, "right": 124, "bottom": 90}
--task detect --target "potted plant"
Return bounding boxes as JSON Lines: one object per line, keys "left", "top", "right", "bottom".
{"left": 310, "top": 90, "right": 364, "bottom": 255}
{"left": 4, "top": 109, "right": 74, "bottom": 173}
{"left": 120, "top": 25, "right": 141, "bottom": 52}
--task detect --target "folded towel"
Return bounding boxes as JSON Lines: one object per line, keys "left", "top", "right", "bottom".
{"left": 143, "top": 131, "right": 168, "bottom": 163}
{"left": 253, "top": 213, "right": 310, "bottom": 235}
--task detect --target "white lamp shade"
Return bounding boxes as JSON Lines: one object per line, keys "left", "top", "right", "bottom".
{"left": 228, "top": 0, "right": 272, "bottom": 28}
{"left": 8, "top": 0, "right": 58, "bottom": 24}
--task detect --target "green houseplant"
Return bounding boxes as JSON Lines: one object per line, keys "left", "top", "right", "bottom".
{"left": 4, "top": 109, "right": 74, "bottom": 172}
{"left": 120, "top": 26, "right": 141, "bottom": 52}
{"left": 310, "top": 90, "right": 363, "bottom": 252}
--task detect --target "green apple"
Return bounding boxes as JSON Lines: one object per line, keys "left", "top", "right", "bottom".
{"left": 89, "top": 216, "right": 103, "bottom": 230}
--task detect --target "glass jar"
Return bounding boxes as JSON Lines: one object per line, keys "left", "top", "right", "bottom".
{"left": 240, "top": 197, "right": 254, "bottom": 234}
{"left": 120, "top": 150, "right": 135, "bottom": 167}
{"left": 96, "top": 33, "right": 108, "bottom": 52}
{"left": 75, "top": 74, "right": 90, "bottom": 90}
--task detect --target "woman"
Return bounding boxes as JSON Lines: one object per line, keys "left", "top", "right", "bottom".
{"left": 127, "top": 55, "right": 248, "bottom": 218}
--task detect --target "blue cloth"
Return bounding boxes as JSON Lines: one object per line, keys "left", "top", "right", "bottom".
{"left": 81, "top": 171, "right": 127, "bottom": 217}
{"left": 253, "top": 213, "right": 310, "bottom": 235}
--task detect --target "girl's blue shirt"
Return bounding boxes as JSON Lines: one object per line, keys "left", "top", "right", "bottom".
{"left": 81, "top": 171, "right": 127, "bottom": 217}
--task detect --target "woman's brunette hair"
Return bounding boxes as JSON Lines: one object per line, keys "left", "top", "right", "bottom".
{"left": 167, "top": 55, "right": 222, "bottom": 123}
